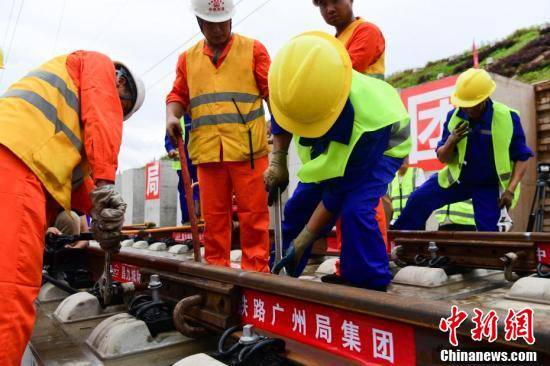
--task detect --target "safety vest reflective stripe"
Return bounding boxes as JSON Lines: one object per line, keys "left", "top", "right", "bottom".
{"left": 391, "top": 194, "right": 410, "bottom": 201}
{"left": 2, "top": 89, "right": 82, "bottom": 151}
{"left": 435, "top": 210, "right": 475, "bottom": 219}
{"left": 191, "top": 107, "right": 265, "bottom": 129}
{"left": 71, "top": 165, "right": 84, "bottom": 189}
{"left": 189, "top": 92, "right": 260, "bottom": 109}
{"left": 388, "top": 120, "right": 410, "bottom": 150}
{"left": 27, "top": 70, "right": 80, "bottom": 114}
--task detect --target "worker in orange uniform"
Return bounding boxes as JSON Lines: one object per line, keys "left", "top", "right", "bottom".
{"left": 0, "top": 51, "right": 145, "bottom": 366}
{"left": 316, "top": 0, "right": 389, "bottom": 267}
{"left": 166, "top": 0, "right": 271, "bottom": 272}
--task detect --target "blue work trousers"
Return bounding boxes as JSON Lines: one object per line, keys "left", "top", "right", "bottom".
{"left": 177, "top": 168, "right": 199, "bottom": 224}
{"left": 279, "top": 156, "right": 400, "bottom": 289}
{"left": 393, "top": 175, "right": 501, "bottom": 231}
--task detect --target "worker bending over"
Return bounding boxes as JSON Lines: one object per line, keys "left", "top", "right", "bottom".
{"left": 268, "top": 32, "right": 410, "bottom": 291}
{"left": 0, "top": 50, "right": 144, "bottom": 365}
{"left": 166, "top": 0, "right": 271, "bottom": 272}
{"left": 47, "top": 211, "right": 90, "bottom": 249}
{"left": 313, "top": 0, "right": 389, "bottom": 253}
{"left": 393, "top": 69, "right": 533, "bottom": 232}
{"left": 386, "top": 158, "right": 425, "bottom": 227}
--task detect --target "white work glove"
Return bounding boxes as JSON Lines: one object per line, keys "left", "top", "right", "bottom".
{"left": 497, "top": 208, "right": 513, "bottom": 232}
{"left": 90, "top": 185, "right": 127, "bottom": 253}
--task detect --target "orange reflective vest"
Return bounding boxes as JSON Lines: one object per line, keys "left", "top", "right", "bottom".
{"left": 186, "top": 34, "right": 269, "bottom": 165}
{"left": 337, "top": 18, "right": 385, "bottom": 78}
{"left": 0, "top": 54, "right": 90, "bottom": 210}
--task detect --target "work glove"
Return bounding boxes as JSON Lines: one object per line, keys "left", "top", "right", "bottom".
{"left": 90, "top": 185, "right": 127, "bottom": 253}
{"left": 499, "top": 189, "right": 515, "bottom": 210}
{"left": 264, "top": 151, "right": 289, "bottom": 206}
{"left": 272, "top": 227, "right": 317, "bottom": 277}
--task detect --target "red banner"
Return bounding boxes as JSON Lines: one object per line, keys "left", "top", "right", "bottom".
{"left": 145, "top": 161, "right": 161, "bottom": 200}
{"left": 400, "top": 76, "right": 458, "bottom": 171}
{"left": 537, "top": 242, "right": 550, "bottom": 266}
{"left": 110, "top": 262, "right": 141, "bottom": 284}
{"left": 172, "top": 231, "right": 204, "bottom": 243}
{"left": 241, "top": 289, "right": 416, "bottom": 365}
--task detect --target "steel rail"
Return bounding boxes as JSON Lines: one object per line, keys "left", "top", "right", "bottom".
{"left": 175, "top": 260, "right": 550, "bottom": 353}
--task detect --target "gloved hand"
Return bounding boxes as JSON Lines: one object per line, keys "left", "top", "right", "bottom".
{"left": 264, "top": 151, "right": 289, "bottom": 206}
{"left": 499, "top": 189, "right": 515, "bottom": 209}
{"left": 90, "top": 185, "right": 127, "bottom": 253}
{"left": 272, "top": 227, "right": 317, "bottom": 276}
{"left": 449, "top": 121, "right": 470, "bottom": 145}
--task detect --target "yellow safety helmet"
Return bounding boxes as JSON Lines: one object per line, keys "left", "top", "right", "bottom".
{"left": 268, "top": 31, "right": 352, "bottom": 138}
{"left": 451, "top": 68, "right": 496, "bottom": 108}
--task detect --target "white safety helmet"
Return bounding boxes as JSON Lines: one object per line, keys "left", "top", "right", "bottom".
{"left": 114, "top": 61, "right": 146, "bottom": 121}
{"left": 191, "top": 0, "right": 235, "bottom": 23}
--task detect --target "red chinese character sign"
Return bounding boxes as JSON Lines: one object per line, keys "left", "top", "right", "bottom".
{"left": 145, "top": 161, "right": 160, "bottom": 200}
{"left": 241, "top": 289, "right": 416, "bottom": 365}
{"left": 110, "top": 262, "right": 141, "bottom": 284}
{"left": 400, "top": 76, "right": 458, "bottom": 171}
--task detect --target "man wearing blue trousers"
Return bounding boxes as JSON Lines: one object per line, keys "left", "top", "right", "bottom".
{"left": 393, "top": 69, "right": 533, "bottom": 231}
{"left": 265, "top": 32, "right": 410, "bottom": 291}
{"left": 165, "top": 115, "right": 199, "bottom": 224}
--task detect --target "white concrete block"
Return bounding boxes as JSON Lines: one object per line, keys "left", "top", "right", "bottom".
{"left": 133, "top": 240, "right": 150, "bottom": 249}
{"left": 86, "top": 313, "right": 189, "bottom": 359}
{"left": 54, "top": 292, "right": 104, "bottom": 322}
{"left": 121, "top": 239, "right": 135, "bottom": 248}
{"left": 392, "top": 266, "right": 448, "bottom": 287}
{"left": 38, "top": 282, "right": 70, "bottom": 302}
{"left": 174, "top": 354, "right": 226, "bottom": 366}
{"left": 230, "top": 250, "right": 242, "bottom": 262}
{"left": 316, "top": 258, "right": 338, "bottom": 275}
{"left": 169, "top": 244, "right": 190, "bottom": 254}
{"left": 148, "top": 242, "right": 167, "bottom": 251}
{"left": 506, "top": 277, "right": 550, "bottom": 304}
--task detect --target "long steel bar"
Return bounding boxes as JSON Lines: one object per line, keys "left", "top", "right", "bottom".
{"left": 175, "top": 260, "right": 550, "bottom": 353}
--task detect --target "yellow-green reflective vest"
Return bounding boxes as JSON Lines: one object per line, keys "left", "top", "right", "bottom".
{"left": 437, "top": 101, "right": 519, "bottom": 207}
{"left": 295, "top": 71, "right": 411, "bottom": 183}
{"left": 171, "top": 118, "right": 186, "bottom": 170}
{"left": 436, "top": 200, "right": 476, "bottom": 227}
{"left": 388, "top": 168, "right": 418, "bottom": 221}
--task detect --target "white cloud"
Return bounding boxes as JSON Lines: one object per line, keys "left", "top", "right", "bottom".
{"left": 1, "top": 0, "right": 548, "bottom": 171}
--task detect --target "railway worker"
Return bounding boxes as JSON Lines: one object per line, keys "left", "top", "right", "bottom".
{"left": 436, "top": 201, "right": 477, "bottom": 231}
{"left": 312, "top": 0, "right": 389, "bottom": 255}
{"left": 166, "top": 0, "right": 271, "bottom": 272}
{"left": 386, "top": 158, "right": 425, "bottom": 227}
{"left": 165, "top": 115, "right": 199, "bottom": 225}
{"left": 268, "top": 32, "right": 410, "bottom": 291}
{"left": 393, "top": 68, "right": 533, "bottom": 232}
{"left": 0, "top": 50, "right": 145, "bottom": 366}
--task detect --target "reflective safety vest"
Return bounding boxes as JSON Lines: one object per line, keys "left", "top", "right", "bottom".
{"left": 337, "top": 18, "right": 385, "bottom": 79}
{"left": 435, "top": 200, "right": 476, "bottom": 227}
{"left": 437, "top": 102, "right": 518, "bottom": 201}
{"left": 388, "top": 168, "right": 418, "bottom": 221}
{"left": 0, "top": 54, "right": 89, "bottom": 211}
{"left": 186, "top": 34, "right": 269, "bottom": 165}
{"left": 171, "top": 118, "right": 186, "bottom": 170}
{"left": 295, "top": 71, "right": 410, "bottom": 183}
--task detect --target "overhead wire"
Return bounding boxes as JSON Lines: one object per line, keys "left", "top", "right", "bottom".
{"left": 0, "top": 0, "right": 25, "bottom": 87}
{"left": 51, "top": 0, "right": 67, "bottom": 56}
{"left": 146, "top": 0, "right": 273, "bottom": 91}
{"left": 1, "top": 0, "right": 17, "bottom": 50}
{"left": 91, "top": 0, "right": 130, "bottom": 47}
{"left": 141, "top": 0, "right": 246, "bottom": 78}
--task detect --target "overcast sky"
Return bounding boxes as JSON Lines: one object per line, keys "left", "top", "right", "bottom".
{"left": 1, "top": 0, "right": 548, "bottom": 171}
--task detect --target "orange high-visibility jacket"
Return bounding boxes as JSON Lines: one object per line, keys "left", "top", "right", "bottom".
{"left": 0, "top": 51, "right": 124, "bottom": 213}
{"left": 337, "top": 18, "right": 386, "bottom": 78}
